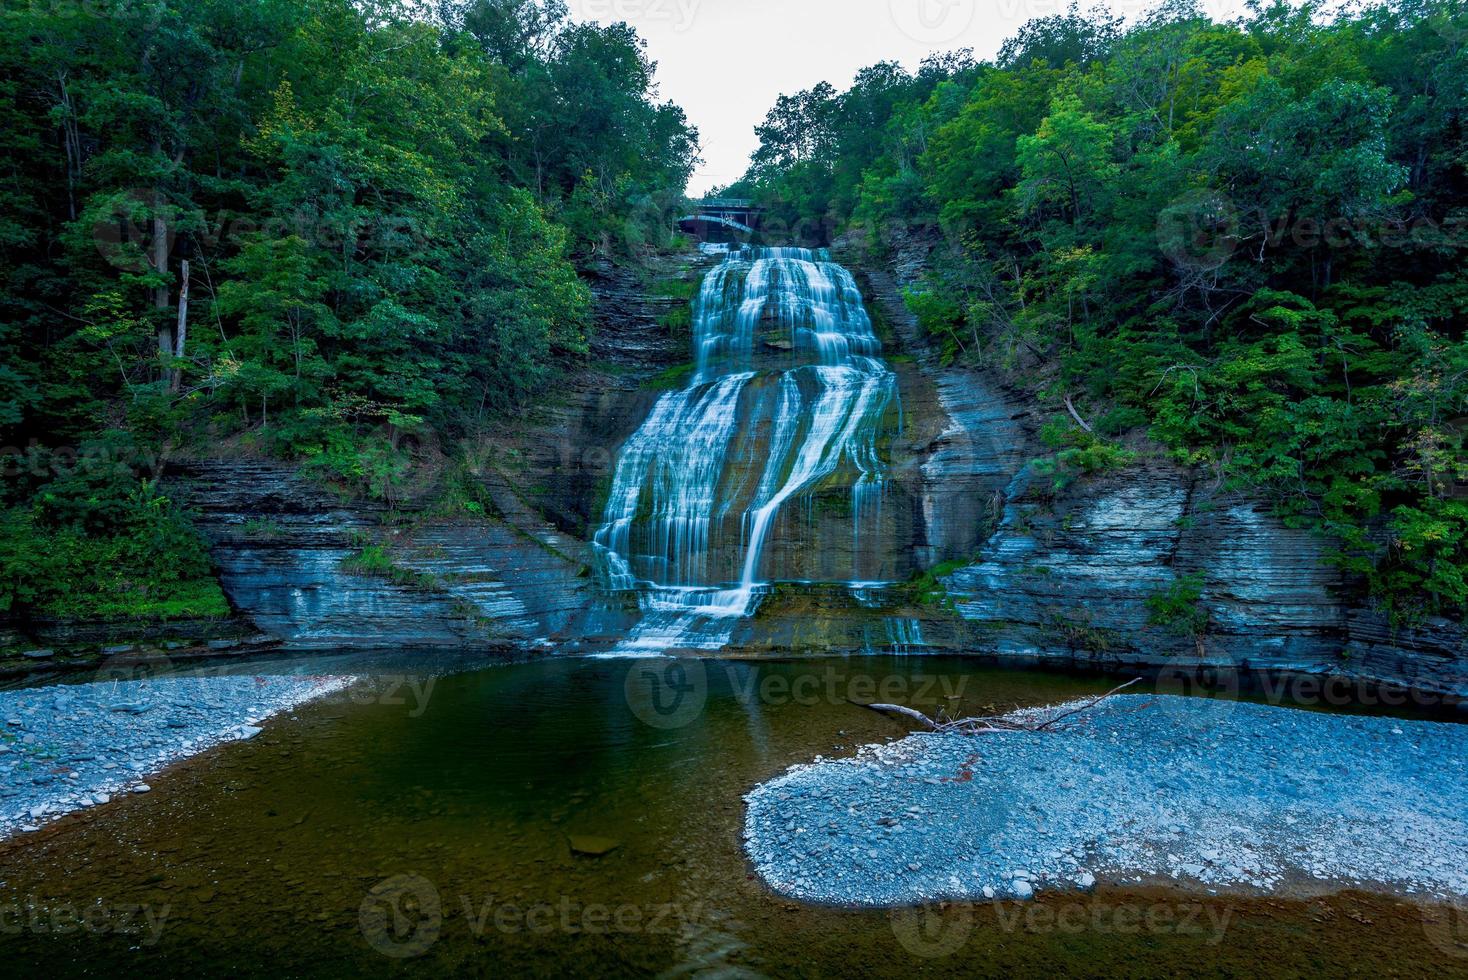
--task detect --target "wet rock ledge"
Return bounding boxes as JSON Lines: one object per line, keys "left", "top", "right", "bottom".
{"left": 170, "top": 459, "right": 598, "bottom": 653}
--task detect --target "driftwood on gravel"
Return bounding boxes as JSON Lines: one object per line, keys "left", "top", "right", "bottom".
{"left": 855, "top": 678, "right": 1144, "bottom": 736}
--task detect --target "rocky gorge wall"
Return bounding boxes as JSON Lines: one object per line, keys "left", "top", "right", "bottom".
{"left": 23, "top": 243, "right": 1457, "bottom": 703}
{"left": 128, "top": 253, "right": 709, "bottom": 657}
{"left": 169, "top": 459, "right": 599, "bottom": 653}
{"left": 0, "top": 256, "right": 697, "bottom": 672}
{"left": 128, "top": 254, "right": 710, "bottom": 660}
{"left": 141, "top": 247, "right": 981, "bottom": 662}
{"left": 837, "top": 237, "right": 1466, "bottom": 701}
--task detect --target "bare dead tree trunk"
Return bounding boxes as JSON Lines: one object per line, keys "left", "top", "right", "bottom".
{"left": 57, "top": 72, "right": 81, "bottom": 221}
{"left": 1064, "top": 394, "right": 1094, "bottom": 434}
{"left": 170, "top": 258, "right": 189, "bottom": 392}
{"left": 152, "top": 187, "right": 173, "bottom": 368}
{"left": 862, "top": 703, "right": 942, "bottom": 730}
{"left": 856, "top": 678, "right": 1144, "bottom": 736}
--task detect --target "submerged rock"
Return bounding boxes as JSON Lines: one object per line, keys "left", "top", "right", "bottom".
{"left": 568, "top": 835, "right": 622, "bottom": 857}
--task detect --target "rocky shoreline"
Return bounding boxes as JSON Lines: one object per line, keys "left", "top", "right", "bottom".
{"left": 0, "top": 672, "right": 353, "bottom": 840}
{"left": 744, "top": 696, "right": 1468, "bottom": 907}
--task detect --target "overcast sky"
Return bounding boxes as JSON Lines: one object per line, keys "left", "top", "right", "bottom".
{"left": 573, "top": 0, "right": 1251, "bottom": 195}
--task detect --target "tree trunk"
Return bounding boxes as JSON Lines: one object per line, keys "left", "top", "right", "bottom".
{"left": 170, "top": 259, "right": 189, "bottom": 392}
{"left": 152, "top": 189, "right": 173, "bottom": 367}
{"left": 57, "top": 73, "right": 80, "bottom": 221}
{"left": 1065, "top": 394, "right": 1094, "bottom": 433}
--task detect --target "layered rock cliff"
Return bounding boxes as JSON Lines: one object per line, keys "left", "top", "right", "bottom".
{"left": 171, "top": 460, "right": 596, "bottom": 652}
{"left": 63, "top": 241, "right": 1459, "bottom": 703}
{"left": 842, "top": 236, "right": 1466, "bottom": 700}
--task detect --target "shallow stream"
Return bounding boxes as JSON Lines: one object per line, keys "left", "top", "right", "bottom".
{"left": 0, "top": 655, "right": 1463, "bottom": 976}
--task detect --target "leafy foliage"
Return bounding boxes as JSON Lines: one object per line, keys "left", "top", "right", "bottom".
{"left": 0, "top": 445, "right": 226, "bottom": 620}
{"left": 0, "top": 0, "right": 697, "bottom": 622}
{"left": 1032, "top": 421, "right": 1137, "bottom": 494}
{"left": 1146, "top": 573, "right": 1211, "bottom": 638}
{"left": 740, "top": 0, "right": 1468, "bottom": 622}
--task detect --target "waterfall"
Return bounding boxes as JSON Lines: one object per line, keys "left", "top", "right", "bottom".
{"left": 593, "top": 247, "right": 900, "bottom": 654}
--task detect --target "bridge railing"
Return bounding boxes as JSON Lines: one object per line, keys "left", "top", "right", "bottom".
{"left": 699, "top": 198, "right": 762, "bottom": 211}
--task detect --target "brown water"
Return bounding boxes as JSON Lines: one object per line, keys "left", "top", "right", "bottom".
{"left": 0, "top": 655, "right": 1462, "bottom": 977}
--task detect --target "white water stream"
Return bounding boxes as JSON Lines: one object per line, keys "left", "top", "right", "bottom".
{"left": 594, "top": 247, "right": 899, "bottom": 653}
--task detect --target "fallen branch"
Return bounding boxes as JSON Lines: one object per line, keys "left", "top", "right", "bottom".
{"left": 862, "top": 702, "right": 943, "bottom": 730}
{"left": 1032, "top": 678, "right": 1143, "bottom": 731}
{"left": 1064, "top": 394, "right": 1095, "bottom": 433}
{"left": 854, "top": 678, "right": 1144, "bottom": 736}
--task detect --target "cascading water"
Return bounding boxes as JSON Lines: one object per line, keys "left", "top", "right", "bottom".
{"left": 594, "top": 246, "right": 900, "bottom": 654}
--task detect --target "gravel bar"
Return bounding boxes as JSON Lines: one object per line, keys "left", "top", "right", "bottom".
{"left": 744, "top": 695, "right": 1468, "bottom": 906}
{"left": 0, "top": 673, "right": 354, "bottom": 839}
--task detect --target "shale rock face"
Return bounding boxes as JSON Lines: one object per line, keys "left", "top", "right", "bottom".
{"left": 162, "top": 256, "right": 719, "bottom": 655}
{"left": 942, "top": 463, "right": 1348, "bottom": 666}
{"left": 846, "top": 256, "right": 1032, "bottom": 569}
{"left": 172, "top": 460, "right": 594, "bottom": 651}
{"left": 157, "top": 257, "right": 710, "bottom": 656}
{"left": 1343, "top": 612, "right": 1468, "bottom": 700}
{"left": 849, "top": 236, "right": 1465, "bottom": 699}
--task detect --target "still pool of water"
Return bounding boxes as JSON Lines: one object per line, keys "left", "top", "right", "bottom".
{"left": 0, "top": 655, "right": 1462, "bottom": 976}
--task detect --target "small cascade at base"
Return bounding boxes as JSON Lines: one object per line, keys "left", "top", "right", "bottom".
{"left": 593, "top": 246, "right": 901, "bottom": 654}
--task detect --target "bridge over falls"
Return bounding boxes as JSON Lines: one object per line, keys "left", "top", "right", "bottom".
{"left": 678, "top": 199, "right": 765, "bottom": 241}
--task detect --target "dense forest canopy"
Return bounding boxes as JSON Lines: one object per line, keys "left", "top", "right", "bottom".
{"left": 730, "top": 0, "right": 1468, "bottom": 624}
{"left": 0, "top": 0, "right": 697, "bottom": 620}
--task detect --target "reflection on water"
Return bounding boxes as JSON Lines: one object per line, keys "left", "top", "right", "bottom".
{"left": 0, "top": 656, "right": 1460, "bottom": 976}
